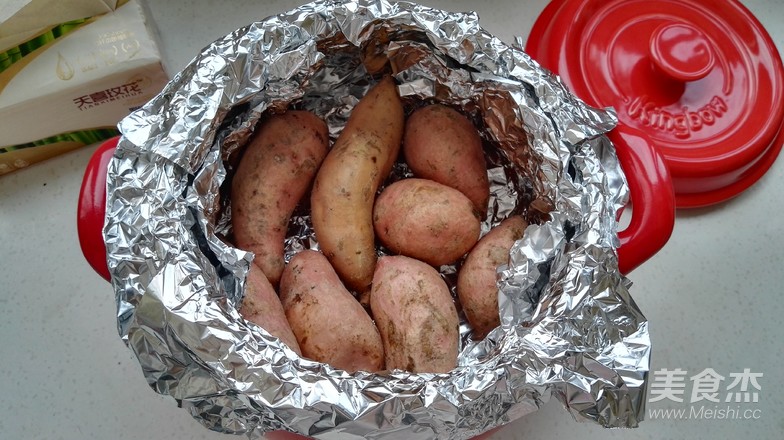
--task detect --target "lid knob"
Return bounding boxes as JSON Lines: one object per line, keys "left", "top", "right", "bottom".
{"left": 649, "top": 22, "right": 715, "bottom": 82}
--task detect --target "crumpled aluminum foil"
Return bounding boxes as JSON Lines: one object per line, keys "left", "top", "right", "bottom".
{"left": 104, "top": 0, "right": 649, "bottom": 438}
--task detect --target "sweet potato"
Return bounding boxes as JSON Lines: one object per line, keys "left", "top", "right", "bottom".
{"left": 232, "top": 111, "right": 329, "bottom": 286}
{"left": 457, "top": 216, "right": 527, "bottom": 339}
{"left": 239, "top": 262, "right": 302, "bottom": 355}
{"left": 279, "top": 250, "right": 385, "bottom": 373}
{"left": 311, "top": 76, "right": 404, "bottom": 292}
{"left": 403, "top": 104, "right": 489, "bottom": 214}
{"left": 370, "top": 255, "right": 459, "bottom": 373}
{"left": 373, "top": 178, "right": 481, "bottom": 267}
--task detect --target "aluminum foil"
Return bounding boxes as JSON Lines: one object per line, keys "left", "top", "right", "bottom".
{"left": 105, "top": 0, "right": 648, "bottom": 438}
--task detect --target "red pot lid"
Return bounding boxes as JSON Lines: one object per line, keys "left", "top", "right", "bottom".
{"left": 526, "top": 0, "right": 784, "bottom": 208}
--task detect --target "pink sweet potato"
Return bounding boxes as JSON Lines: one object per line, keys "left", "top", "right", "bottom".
{"left": 239, "top": 262, "right": 302, "bottom": 355}
{"left": 310, "top": 76, "right": 404, "bottom": 293}
{"left": 403, "top": 104, "right": 489, "bottom": 215}
{"left": 232, "top": 111, "right": 329, "bottom": 287}
{"left": 279, "top": 250, "right": 385, "bottom": 373}
{"left": 373, "top": 178, "right": 481, "bottom": 267}
{"left": 457, "top": 216, "right": 527, "bottom": 339}
{"left": 370, "top": 255, "right": 459, "bottom": 373}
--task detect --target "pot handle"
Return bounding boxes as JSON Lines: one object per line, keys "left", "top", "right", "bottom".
{"left": 77, "top": 136, "right": 119, "bottom": 282}
{"left": 610, "top": 125, "right": 675, "bottom": 274}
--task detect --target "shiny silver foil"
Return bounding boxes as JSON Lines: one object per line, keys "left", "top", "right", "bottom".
{"left": 105, "top": 0, "right": 648, "bottom": 438}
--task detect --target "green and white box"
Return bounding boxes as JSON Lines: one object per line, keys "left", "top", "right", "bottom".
{"left": 0, "top": 0, "right": 169, "bottom": 175}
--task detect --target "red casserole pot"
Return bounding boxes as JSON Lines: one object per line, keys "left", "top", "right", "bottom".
{"left": 76, "top": 4, "right": 679, "bottom": 436}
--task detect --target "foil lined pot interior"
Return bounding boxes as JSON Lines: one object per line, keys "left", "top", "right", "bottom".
{"left": 105, "top": 1, "right": 648, "bottom": 438}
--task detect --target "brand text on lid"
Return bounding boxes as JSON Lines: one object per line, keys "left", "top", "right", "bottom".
{"left": 626, "top": 96, "right": 728, "bottom": 138}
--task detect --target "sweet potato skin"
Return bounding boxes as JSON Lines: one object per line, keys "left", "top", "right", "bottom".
{"left": 457, "top": 216, "right": 527, "bottom": 339}
{"left": 232, "top": 111, "right": 329, "bottom": 286}
{"left": 239, "top": 262, "right": 302, "bottom": 355}
{"left": 310, "top": 76, "right": 404, "bottom": 292}
{"left": 279, "top": 250, "right": 385, "bottom": 373}
{"left": 403, "top": 104, "right": 490, "bottom": 215}
{"left": 373, "top": 178, "right": 481, "bottom": 267}
{"left": 370, "top": 255, "right": 459, "bottom": 374}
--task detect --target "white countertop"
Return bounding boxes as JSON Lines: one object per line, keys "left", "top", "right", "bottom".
{"left": 1, "top": 1, "right": 783, "bottom": 439}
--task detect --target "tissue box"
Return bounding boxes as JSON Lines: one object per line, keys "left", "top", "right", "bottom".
{"left": 0, "top": 0, "right": 168, "bottom": 175}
